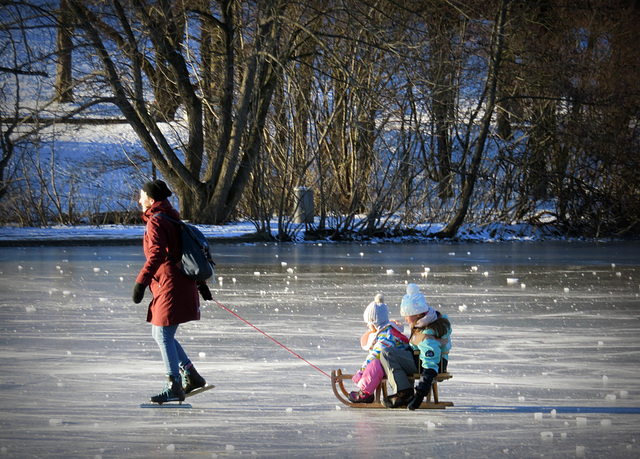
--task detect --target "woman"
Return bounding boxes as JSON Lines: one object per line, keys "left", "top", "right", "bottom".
{"left": 133, "top": 180, "right": 211, "bottom": 403}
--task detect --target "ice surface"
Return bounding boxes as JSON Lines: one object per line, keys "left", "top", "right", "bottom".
{"left": 1, "top": 241, "right": 639, "bottom": 458}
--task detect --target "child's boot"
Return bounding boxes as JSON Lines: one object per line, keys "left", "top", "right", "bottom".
{"left": 407, "top": 390, "right": 427, "bottom": 410}
{"left": 348, "top": 390, "right": 374, "bottom": 404}
{"left": 181, "top": 362, "right": 206, "bottom": 394}
{"left": 150, "top": 375, "right": 185, "bottom": 404}
{"left": 382, "top": 387, "right": 414, "bottom": 408}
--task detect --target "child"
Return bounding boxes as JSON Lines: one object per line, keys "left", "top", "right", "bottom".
{"left": 400, "top": 284, "right": 451, "bottom": 410}
{"left": 380, "top": 283, "right": 452, "bottom": 409}
{"left": 406, "top": 303, "right": 451, "bottom": 410}
{"left": 348, "top": 294, "right": 409, "bottom": 403}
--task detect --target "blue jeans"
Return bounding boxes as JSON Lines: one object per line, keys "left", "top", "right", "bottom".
{"left": 151, "top": 324, "right": 190, "bottom": 378}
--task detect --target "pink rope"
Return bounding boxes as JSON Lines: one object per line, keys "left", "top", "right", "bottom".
{"left": 213, "top": 299, "right": 331, "bottom": 379}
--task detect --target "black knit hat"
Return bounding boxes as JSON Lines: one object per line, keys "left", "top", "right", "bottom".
{"left": 142, "top": 180, "right": 172, "bottom": 201}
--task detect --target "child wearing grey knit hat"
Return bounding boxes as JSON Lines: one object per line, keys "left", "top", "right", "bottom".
{"left": 363, "top": 293, "right": 389, "bottom": 329}
{"left": 348, "top": 294, "right": 409, "bottom": 404}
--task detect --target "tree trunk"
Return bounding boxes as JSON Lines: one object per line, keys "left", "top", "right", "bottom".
{"left": 65, "top": 0, "right": 288, "bottom": 224}
{"left": 435, "top": 0, "right": 510, "bottom": 238}
{"left": 54, "top": 0, "right": 74, "bottom": 103}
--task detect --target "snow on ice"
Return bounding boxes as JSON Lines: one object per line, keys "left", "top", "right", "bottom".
{"left": 0, "top": 238, "right": 639, "bottom": 457}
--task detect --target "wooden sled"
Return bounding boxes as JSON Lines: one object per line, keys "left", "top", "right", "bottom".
{"left": 331, "top": 367, "right": 453, "bottom": 410}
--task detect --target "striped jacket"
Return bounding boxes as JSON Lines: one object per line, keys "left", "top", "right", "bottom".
{"left": 361, "top": 322, "right": 410, "bottom": 371}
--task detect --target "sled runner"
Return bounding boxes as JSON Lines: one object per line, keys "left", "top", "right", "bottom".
{"left": 331, "top": 366, "right": 453, "bottom": 409}
{"left": 140, "top": 384, "right": 215, "bottom": 408}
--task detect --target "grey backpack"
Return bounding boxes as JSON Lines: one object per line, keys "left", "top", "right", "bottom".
{"left": 153, "top": 213, "right": 215, "bottom": 281}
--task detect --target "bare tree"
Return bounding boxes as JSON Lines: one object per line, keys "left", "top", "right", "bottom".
{"left": 61, "top": 0, "right": 293, "bottom": 223}
{"left": 1, "top": 1, "right": 52, "bottom": 202}
{"left": 425, "top": 5, "right": 466, "bottom": 201}
{"left": 496, "top": 0, "right": 640, "bottom": 235}
{"left": 4, "top": 0, "right": 639, "bottom": 238}
{"left": 435, "top": 0, "right": 510, "bottom": 238}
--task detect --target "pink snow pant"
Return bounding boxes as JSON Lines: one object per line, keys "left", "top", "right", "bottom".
{"left": 352, "top": 359, "right": 385, "bottom": 394}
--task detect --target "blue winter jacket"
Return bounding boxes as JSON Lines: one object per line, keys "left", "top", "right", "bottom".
{"left": 410, "top": 313, "right": 452, "bottom": 372}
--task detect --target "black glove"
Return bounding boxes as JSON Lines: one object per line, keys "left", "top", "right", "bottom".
{"left": 407, "top": 390, "right": 427, "bottom": 411}
{"left": 132, "top": 282, "right": 146, "bottom": 304}
{"left": 198, "top": 283, "right": 213, "bottom": 301}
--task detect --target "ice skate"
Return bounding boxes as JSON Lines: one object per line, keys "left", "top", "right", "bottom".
{"left": 149, "top": 375, "right": 185, "bottom": 405}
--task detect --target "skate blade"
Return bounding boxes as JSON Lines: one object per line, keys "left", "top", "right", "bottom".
{"left": 140, "top": 402, "right": 192, "bottom": 409}
{"left": 185, "top": 384, "right": 215, "bottom": 398}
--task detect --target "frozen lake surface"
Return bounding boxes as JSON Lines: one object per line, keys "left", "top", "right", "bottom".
{"left": 1, "top": 241, "right": 639, "bottom": 458}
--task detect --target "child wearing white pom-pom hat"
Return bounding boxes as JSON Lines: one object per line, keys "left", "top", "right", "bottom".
{"left": 380, "top": 283, "right": 451, "bottom": 409}
{"left": 348, "top": 294, "right": 409, "bottom": 403}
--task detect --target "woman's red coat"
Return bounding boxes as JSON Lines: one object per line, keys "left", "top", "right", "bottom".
{"left": 136, "top": 200, "right": 201, "bottom": 326}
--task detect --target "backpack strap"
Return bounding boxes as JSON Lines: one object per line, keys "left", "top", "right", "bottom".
{"left": 151, "top": 213, "right": 216, "bottom": 266}
{"left": 152, "top": 212, "right": 181, "bottom": 225}
{"left": 150, "top": 212, "right": 182, "bottom": 264}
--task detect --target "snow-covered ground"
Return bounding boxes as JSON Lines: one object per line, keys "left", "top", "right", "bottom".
{"left": 0, "top": 218, "right": 561, "bottom": 246}
{"left": 1, "top": 241, "right": 639, "bottom": 458}
{"left": 0, "top": 221, "right": 258, "bottom": 244}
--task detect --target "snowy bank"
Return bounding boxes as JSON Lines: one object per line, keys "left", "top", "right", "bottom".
{"left": 0, "top": 220, "right": 564, "bottom": 246}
